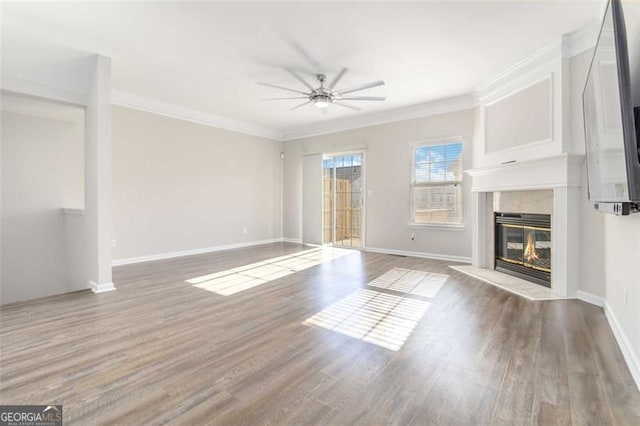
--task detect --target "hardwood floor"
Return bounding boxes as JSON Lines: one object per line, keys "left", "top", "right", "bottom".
{"left": 1, "top": 242, "right": 638, "bottom": 425}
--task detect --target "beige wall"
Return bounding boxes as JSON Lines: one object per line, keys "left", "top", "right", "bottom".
{"left": 604, "top": 214, "right": 640, "bottom": 374}
{"left": 283, "top": 109, "right": 475, "bottom": 260}
{"left": 1, "top": 108, "right": 84, "bottom": 304}
{"left": 601, "top": 0, "right": 640, "bottom": 384}
{"left": 485, "top": 78, "right": 552, "bottom": 153}
{"left": 111, "top": 106, "right": 282, "bottom": 261}
{"left": 569, "top": 0, "right": 640, "bottom": 383}
{"left": 570, "top": 48, "right": 607, "bottom": 299}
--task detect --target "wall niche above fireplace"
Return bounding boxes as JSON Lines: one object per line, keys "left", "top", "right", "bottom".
{"left": 495, "top": 213, "right": 551, "bottom": 287}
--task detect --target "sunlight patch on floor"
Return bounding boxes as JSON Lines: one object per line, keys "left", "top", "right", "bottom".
{"left": 303, "top": 288, "right": 431, "bottom": 351}
{"left": 368, "top": 268, "right": 448, "bottom": 298}
{"left": 186, "top": 247, "right": 352, "bottom": 296}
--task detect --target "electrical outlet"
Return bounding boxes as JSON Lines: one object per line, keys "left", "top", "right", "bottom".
{"left": 410, "top": 233, "right": 416, "bottom": 241}
{"left": 243, "top": 227, "right": 248, "bottom": 235}
{"left": 111, "top": 239, "right": 117, "bottom": 248}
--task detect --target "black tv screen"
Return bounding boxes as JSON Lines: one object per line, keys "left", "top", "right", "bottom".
{"left": 583, "top": 0, "right": 640, "bottom": 203}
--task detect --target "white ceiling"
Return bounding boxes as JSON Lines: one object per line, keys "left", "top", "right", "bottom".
{"left": 2, "top": 1, "right": 603, "bottom": 135}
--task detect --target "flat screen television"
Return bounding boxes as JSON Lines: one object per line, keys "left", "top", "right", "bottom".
{"left": 583, "top": 0, "right": 640, "bottom": 215}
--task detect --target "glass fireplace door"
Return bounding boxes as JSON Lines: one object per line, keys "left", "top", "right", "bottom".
{"left": 495, "top": 213, "right": 551, "bottom": 287}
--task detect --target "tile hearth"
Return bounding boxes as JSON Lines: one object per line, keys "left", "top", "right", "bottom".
{"left": 449, "top": 265, "right": 567, "bottom": 301}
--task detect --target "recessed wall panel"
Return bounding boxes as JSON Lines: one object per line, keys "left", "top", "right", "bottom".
{"left": 485, "top": 78, "right": 552, "bottom": 153}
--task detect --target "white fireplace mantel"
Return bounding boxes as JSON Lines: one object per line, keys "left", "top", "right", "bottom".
{"left": 465, "top": 153, "right": 584, "bottom": 298}
{"left": 465, "top": 153, "right": 584, "bottom": 193}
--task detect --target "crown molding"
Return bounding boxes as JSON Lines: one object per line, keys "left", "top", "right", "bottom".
{"left": 1, "top": 88, "right": 85, "bottom": 122}
{"left": 111, "top": 90, "right": 284, "bottom": 141}
{"left": 280, "top": 93, "right": 478, "bottom": 141}
{"left": 562, "top": 19, "right": 600, "bottom": 58}
{"left": 476, "top": 22, "right": 598, "bottom": 102}
{"left": 109, "top": 22, "right": 597, "bottom": 143}
{"left": 111, "top": 90, "right": 477, "bottom": 143}
{"left": 1, "top": 76, "right": 87, "bottom": 106}
{"left": 477, "top": 39, "right": 561, "bottom": 100}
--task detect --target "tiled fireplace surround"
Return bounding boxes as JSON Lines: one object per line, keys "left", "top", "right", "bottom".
{"left": 466, "top": 154, "right": 584, "bottom": 298}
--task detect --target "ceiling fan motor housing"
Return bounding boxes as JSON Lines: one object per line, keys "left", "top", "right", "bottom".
{"left": 312, "top": 74, "right": 332, "bottom": 107}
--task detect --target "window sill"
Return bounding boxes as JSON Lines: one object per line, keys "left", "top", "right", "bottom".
{"left": 408, "top": 222, "right": 466, "bottom": 231}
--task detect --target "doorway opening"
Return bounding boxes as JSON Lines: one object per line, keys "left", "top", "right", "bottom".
{"left": 322, "top": 152, "right": 364, "bottom": 248}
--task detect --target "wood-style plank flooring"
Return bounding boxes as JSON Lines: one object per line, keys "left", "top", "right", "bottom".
{"left": 1, "top": 243, "right": 639, "bottom": 425}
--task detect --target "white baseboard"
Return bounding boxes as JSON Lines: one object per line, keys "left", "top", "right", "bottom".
{"left": 282, "top": 238, "right": 303, "bottom": 244}
{"left": 576, "top": 290, "right": 604, "bottom": 307}
{"left": 90, "top": 281, "right": 116, "bottom": 293}
{"left": 604, "top": 301, "right": 640, "bottom": 391}
{"left": 112, "top": 238, "right": 282, "bottom": 266}
{"left": 364, "top": 246, "right": 472, "bottom": 264}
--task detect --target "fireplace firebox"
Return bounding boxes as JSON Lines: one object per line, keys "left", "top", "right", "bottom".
{"left": 495, "top": 213, "right": 551, "bottom": 287}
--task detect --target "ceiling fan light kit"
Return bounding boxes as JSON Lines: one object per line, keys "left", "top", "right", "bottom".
{"left": 314, "top": 97, "right": 330, "bottom": 109}
{"left": 258, "top": 68, "right": 386, "bottom": 111}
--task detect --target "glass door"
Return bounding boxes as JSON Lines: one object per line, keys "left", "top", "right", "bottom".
{"left": 322, "top": 153, "right": 364, "bottom": 248}
{"left": 322, "top": 158, "right": 335, "bottom": 245}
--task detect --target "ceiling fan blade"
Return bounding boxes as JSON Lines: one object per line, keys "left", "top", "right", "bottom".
{"left": 257, "top": 81, "right": 309, "bottom": 95}
{"left": 332, "top": 102, "right": 361, "bottom": 111}
{"left": 328, "top": 67, "right": 348, "bottom": 90}
{"left": 284, "top": 37, "right": 324, "bottom": 72}
{"left": 262, "top": 96, "right": 309, "bottom": 101}
{"left": 287, "top": 68, "right": 316, "bottom": 92}
{"left": 338, "top": 96, "right": 386, "bottom": 101}
{"left": 337, "top": 80, "right": 385, "bottom": 95}
{"left": 290, "top": 100, "right": 312, "bottom": 110}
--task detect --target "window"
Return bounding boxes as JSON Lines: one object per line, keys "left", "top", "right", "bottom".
{"left": 411, "top": 140, "right": 463, "bottom": 225}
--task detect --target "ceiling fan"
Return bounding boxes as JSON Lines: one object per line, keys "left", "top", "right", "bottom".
{"left": 258, "top": 67, "right": 385, "bottom": 111}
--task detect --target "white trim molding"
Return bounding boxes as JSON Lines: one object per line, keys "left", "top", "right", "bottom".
{"left": 408, "top": 223, "right": 466, "bottom": 231}
{"left": 365, "top": 246, "right": 471, "bottom": 264}
{"left": 477, "top": 39, "right": 560, "bottom": 100}
{"left": 104, "top": 24, "right": 599, "bottom": 145}
{"left": 2, "top": 77, "right": 87, "bottom": 106}
{"left": 482, "top": 74, "right": 554, "bottom": 155}
{"left": 281, "top": 94, "right": 478, "bottom": 141}
{"left": 465, "top": 154, "right": 584, "bottom": 192}
{"left": 605, "top": 302, "right": 640, "bottom": 391}
{"left": 475, "top": 32, "right": 567, "bottom": 167}
{"left": 62, "top": 208, "right": 84, "bottom": 216}
{"left": 576, "top": 290, "right": 605, "bottom": 307}
{"left": 90, "top": 281, "right": 116, "bottom": 294}
{"left": 111, "top": 238, "right": 283, "bottom": 266}
{"left": 110, "top": 90, "right": 477, "bottom": 143}
{"left": 282, "top": 237, "right": 303, "bottom": 244}
{"left": 562, "top": 19, "right": 600, "bottom": 58}
{"left": 111, "top": 90, "right": 283, "bottom": 141}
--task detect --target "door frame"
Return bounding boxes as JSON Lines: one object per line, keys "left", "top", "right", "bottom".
{"left": 321, "top": 149, "right": 366, "bottom": 249}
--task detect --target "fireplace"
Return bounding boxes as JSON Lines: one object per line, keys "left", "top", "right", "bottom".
{"left": 495, "top": 213, "right": 551, "bottom": 287}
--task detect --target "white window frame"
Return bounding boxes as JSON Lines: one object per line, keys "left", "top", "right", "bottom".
{"left": 409, "top": 137, "right": 464, "bottom": 229}
{"left": 321, "top": 150, "right": 367, "bottom": 249}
